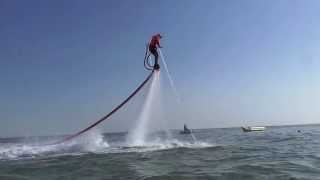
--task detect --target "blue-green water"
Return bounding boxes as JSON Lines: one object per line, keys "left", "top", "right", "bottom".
{"left": 1, "top": 125, "right": 320, "bottom": 180}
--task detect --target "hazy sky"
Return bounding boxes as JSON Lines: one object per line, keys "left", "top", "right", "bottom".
{"left": 1, "top": 0, "right": 320, "bottom": 137}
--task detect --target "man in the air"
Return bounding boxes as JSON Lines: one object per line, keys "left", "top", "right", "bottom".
{"left": 148, "top": 33, "right": 162, "bottom": 70}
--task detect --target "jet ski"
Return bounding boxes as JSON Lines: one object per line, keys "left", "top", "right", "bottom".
{"left": 180, "top": 124, "right": 192, "bottom": 134}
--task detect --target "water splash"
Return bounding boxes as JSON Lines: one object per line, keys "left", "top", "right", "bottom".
{"left": 126, "top": 71, "right": 161, "bottom": 146}
{"left": 67, "top": 129, "right": 109, "bottom": 152}
{"left": 0, "top": 130, "right": 109, "bottom": 160}
{"left": 190, "top": 132, "right": 198, "bottom": 142}
{"left": 121, "top": 138, "right": 214, "bottom": 153}
{"left": 0, "top": 130, "right": 216, "bottom": 160}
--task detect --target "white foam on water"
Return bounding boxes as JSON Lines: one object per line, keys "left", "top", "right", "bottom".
{"left": 0, "top": 134, "right": 216, "bottom": 160}
{"left": 0, "top": 142, "right": 58, "bottom": 160}
{"left": 0, "top": 130, "right": 109, "bottom": 160}
{"left": 63, "top": 129, "right": 109, "bottom": 152}
{"left": 138, "top": 138, "right": 214, "bottom": 150}
{"left": 118, "top": 138, "right": 216, "bottom": 154}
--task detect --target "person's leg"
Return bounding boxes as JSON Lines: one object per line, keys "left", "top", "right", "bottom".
{"left": 154, "top": 50, "right": 159, "bottom": 70}
{"left": 149, "top": 46, "right": 160, "bottom": 70}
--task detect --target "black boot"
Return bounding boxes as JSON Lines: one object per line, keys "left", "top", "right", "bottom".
{"left": 154, "top": 63, "right": 160, "bottom": 70}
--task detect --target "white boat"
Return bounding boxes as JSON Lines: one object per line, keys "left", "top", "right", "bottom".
{"left": 241, "top": 126, "right": 265, "bottom": 132}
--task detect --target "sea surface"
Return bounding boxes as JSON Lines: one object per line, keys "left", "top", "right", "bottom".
{"left": 1, "top": 125, "right": 320, "bottom": 180}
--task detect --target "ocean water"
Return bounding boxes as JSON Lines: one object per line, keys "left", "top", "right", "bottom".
{"left": 1, "top": 125, "right": 320, "bottom": 180}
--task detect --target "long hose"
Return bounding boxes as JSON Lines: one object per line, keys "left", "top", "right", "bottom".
{"left": 144, "top": 44, "right": 154, "bottom": 70}
{"left": 51, "top": 52, "right": 155, "bottom": 145}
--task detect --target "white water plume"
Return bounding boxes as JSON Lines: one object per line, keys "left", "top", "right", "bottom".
{"left": 127, "top": 71, "right": 161, "bottom": 146}
{"left": 158, "top": 49, "right": 181, "bottom": 104}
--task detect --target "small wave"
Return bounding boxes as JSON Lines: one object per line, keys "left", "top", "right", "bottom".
{"left": 0, "top": 130, "right": 109, "bottom": 161}
{"left": 116, "top": 138, "right": 215, "bottom": 153}
{"left": 0, "top": 143, "right": 58, "bottom": 160}
{"left": 0, "top": 132, "right": 215, "bottom": 161}
{"left": 60, "top": 130, "right": 109, "bottom": 152}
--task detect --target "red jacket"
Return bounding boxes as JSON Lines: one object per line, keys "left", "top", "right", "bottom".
{"left": 149, "top": 35, "right": 161, "bottom": 48}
